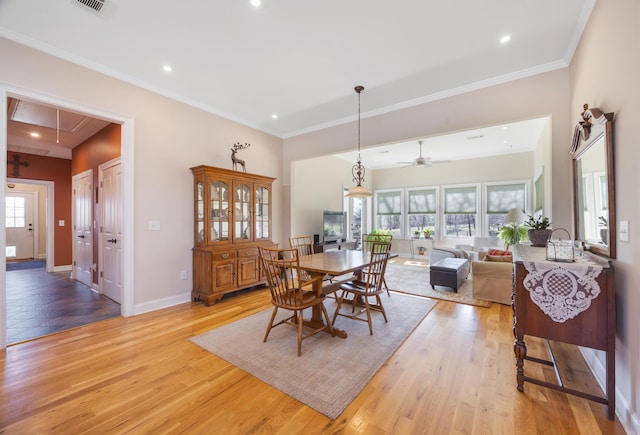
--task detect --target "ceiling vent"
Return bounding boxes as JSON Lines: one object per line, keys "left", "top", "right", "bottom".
{"left": 72, "top": 0, "right": 107, "bottom": 14}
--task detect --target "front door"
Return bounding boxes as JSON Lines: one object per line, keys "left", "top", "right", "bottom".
{"left": 100, "top": 160, "right": 122, "bottom": 304}
{"left": 5, "top": 191, "right": 35, "bottom": 260}
{"left": 73, "top": 170, "right": 93, "bottom": 287}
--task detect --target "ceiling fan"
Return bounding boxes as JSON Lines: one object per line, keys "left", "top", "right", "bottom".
{"left": 397, "top": 140, "right": 448, "bottom": 168}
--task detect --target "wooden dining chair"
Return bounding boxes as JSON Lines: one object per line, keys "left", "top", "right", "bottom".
{"left": 332, "top": 241, "right": 392, "bottom": 335}
{"left": 289, "top": 235, "right": 335, "bottom": 287}
{"left": 259, "top": 246, "right": 334, "bottom": 356}
{"left": 361, "top": 233, "right": 393, "bottom": 296}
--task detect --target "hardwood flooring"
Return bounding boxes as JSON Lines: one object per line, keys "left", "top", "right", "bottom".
{"left": 5, "top": 268, "right": 121, "bottom": 344}
{"left": 0, "top": 288, "right": 626, "bottom": 434}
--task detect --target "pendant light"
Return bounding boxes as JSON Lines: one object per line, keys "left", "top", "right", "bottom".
{"left": 345, "top": 85, "right": 373, "bottom": 198}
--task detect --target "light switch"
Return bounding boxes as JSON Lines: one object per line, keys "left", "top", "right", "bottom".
{"left": 148, "top": 220, "right": 161, "bottom": 231}
{"left": 58, "top": 220, "right": 65, "bottom": 226}
{"left": 620, "top": 220, "right": 629, "bottom": 242}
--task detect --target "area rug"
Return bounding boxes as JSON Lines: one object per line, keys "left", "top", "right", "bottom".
{"left": 190, "top": 292, "right": 436, "bottom": 419}
{"left": 6, "top": 259, "right": 46, "bottom": 271}
{"left": 384, "top": 257, "right": 491, "bottom": 307}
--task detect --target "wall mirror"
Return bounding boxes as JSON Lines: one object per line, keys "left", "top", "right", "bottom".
{"left": 571, "top": 104, "right": 615, "bottom": 258}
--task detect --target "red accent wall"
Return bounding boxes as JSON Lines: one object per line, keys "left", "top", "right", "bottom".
{"left": 6, "top": 152, "right": 72, "bottom": 266}
{"left": 71, "top": 123, "right": 121, "bottom": 284}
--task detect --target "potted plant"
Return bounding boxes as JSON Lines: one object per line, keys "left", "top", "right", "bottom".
{"left": 413, "top": 229, "right": 421, "bottom": 238}
{"left": 599, "top": 216, "right": 608, "bottom": 244}
{"left": 525, "top": 214, "right": 552, "bottom": 247}
{"left": 417, "top": 246, "right": 426, "bottom": 255}
{"left": 423, "top": 228, "right": 433, "bottom": 239}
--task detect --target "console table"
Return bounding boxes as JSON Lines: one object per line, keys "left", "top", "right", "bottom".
{"left": 512, "top": 245, "right": 616, "bottom": 420}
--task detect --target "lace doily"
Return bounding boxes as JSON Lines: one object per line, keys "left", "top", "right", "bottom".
{"left": 522, "top": 261, "right": 603, "bottom": 323}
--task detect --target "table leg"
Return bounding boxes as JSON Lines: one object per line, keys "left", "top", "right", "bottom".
{"left": 514, "top": 336, "right": 527, "bottom": 392}
{"left": 305, "top": 273, "right": 347, "bottom": 338}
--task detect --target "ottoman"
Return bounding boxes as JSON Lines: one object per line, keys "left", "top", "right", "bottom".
{"left": 430, "top": 258, "right": 470, "bottom": 292}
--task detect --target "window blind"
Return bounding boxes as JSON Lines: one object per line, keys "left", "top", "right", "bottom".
{"left": 408, "top": 189, "right": 436, "bottom": 214}
{"left": 444, "top": 186, "right": 476, "bottom": 214}
{"left": 377, "top": 191, "right": 401, "bottom": 215}
{"left": 486, "top": 183, "right": 526, "bottom": 214}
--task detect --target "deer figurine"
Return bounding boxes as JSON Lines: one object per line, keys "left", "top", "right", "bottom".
{"left": 231, "top": 142, "right": 250, "bottom": 172}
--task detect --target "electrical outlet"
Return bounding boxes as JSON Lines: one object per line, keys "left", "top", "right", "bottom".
{"left": 180, "top": 270, "right": 188, "bottom": 280}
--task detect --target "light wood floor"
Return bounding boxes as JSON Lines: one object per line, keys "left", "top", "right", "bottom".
{"left": 0, "top": 288, "right": 625, "bottom": 434}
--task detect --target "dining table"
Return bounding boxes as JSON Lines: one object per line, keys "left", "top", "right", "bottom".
{"left": 297, "top": 249, "right": 385, "bottom": 339}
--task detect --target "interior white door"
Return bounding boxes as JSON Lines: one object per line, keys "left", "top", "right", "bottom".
{"left": 5, "top": 191, "right": 35, "bottom": 260}
{"left": 73, "top": 170, "right": 93, "bottom": 287}
{"left": 100, "top": 161, "right": 122, "bottom": 304}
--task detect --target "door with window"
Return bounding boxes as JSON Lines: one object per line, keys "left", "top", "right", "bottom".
{"left": 5, "top": 191, "right": 35, "bottom": 259}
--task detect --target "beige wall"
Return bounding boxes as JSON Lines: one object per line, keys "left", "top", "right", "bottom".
{"left": 284, "top": 69, "right": 572, "bottom": 234}
{"left": 1, "top": 37, "right": 283, "bottom": 316}
{"left": 569, "top": 0, "right": 640, "bottom": 431}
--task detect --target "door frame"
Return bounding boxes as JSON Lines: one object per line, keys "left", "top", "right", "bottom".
{"left": 1, "top": 85, "right": 135, "bottom": 349}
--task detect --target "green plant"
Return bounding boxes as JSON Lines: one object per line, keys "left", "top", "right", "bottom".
{"left": 423, "top": 228, "right": 433, "bottom": 238}
{"left": 525, "top": 214, "right": 551, "bottom": 230}
{"left": 498, "top": 224, "right": 529, "bottom": 245}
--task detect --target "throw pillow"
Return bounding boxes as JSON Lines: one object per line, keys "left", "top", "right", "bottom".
{"left": 487, "top": 248, "right": 511, "bottom": 256}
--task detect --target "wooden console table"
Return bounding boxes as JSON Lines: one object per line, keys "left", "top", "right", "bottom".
{"left": 512, "top": 245, "right": 616, "bottom": 420}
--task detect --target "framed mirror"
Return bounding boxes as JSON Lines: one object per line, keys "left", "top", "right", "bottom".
{"left": 571, "top": 104, "right": 615, "bottom": 258}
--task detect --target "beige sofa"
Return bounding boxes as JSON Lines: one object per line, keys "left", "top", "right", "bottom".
{"left": 471, "top": 256, "right": 513, "bottom": 305}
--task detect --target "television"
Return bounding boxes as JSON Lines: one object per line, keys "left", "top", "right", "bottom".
{"left": 323, "top": 210, "right": 347, "bottom": 243}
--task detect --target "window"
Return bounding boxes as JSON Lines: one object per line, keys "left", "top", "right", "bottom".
{"left": 407, "top": 188, "right": 437, "bottom": 236}
{"left": 5, "top": 196, "right": 26, "bottom": 228}
{"left": 375, "top": 190, "right": 402, "bottom": 237}
{"left": 486, "top": 183, "right": 527, "bottom": 236}
{"left": 443, "top": 186, "right": 477, "bottom": 238}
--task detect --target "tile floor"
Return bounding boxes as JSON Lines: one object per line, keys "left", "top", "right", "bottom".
{"left": 5, "top": 267, "right": 121, "bottom": 345}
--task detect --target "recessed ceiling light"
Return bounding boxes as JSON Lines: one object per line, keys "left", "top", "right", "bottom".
{"left": 500, "top": 35, "right": 511, "bottom": 44}
{"left": 271, "top": 114, "right": 278, "bottom": 119}
{"left": 30, "top": 132, "right": 40, "bottom": 138}
{"left": 250, "top": 0, "right": 261, "bottom": 7}
{"left": 162, "top": 65, "right": 173, "bottom": 73}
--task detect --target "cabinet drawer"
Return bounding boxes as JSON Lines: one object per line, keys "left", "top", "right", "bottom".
{"left": 213, "top": 251, "right": 237, "bottom": 261}
{"left": 238, "top": 248, "right": 259, "bottom": 258}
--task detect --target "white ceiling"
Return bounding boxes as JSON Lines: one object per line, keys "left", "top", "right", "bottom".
{"left": 0, "top": 0, "right": 593, "bottom": 141}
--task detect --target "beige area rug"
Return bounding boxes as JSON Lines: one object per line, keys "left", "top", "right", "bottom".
{"left": 190, "top": 292, "right": 436, "bottom": 419}
{"left": 385, "top": 257, "right": 492, "bottom": 308}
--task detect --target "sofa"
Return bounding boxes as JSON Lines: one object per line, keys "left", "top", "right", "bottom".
{"left": 471, "top": 249, "right": 513, "bottom": 305}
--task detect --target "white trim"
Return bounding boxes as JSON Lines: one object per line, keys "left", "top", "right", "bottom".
{"left": 133, "top": 293, "right": 192, "bottom": 316}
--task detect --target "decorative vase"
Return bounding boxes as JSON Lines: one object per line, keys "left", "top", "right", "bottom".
{"left": 528, "top": 229, "right": 553, "bottom": 247}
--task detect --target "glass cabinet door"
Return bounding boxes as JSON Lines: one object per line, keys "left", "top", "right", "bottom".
{"left": 255, "top": 185, "right": 270, "bottom": 240}
{"left": 210, "top": 180, "right": 229, "bottom": 242}
{"left": 234, "top": 183, "right": 251, "bottom": 241}
{"left": 196, "top": 181, "right": 205, "bottom": 243}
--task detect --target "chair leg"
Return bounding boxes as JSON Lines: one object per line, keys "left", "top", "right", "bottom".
{"left": 332, "top": 290, "right": 346, "bottom": 324}
{"left": 376, "top": 294, "right": 388, "bottom": 323}
{"left": 361, "top": 296, "right": 373, "bottom": 335}
{"left": 383, "top": 277, "right": 391, "bottom": 297}
{"left": 297, "top": 309, "right": 303, "bottom": 357}
{"left": 264, "top": 306, "right": 279, "bottom": 342}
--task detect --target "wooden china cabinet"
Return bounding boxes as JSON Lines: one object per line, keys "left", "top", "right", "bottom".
{"left": 190, "top": 165, "right": 276, "bottom": 306}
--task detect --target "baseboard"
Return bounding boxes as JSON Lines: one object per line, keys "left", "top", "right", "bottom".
{"left": 579, "top": 346, "right": 639, "bottom": 433}
{"left": 53, "top": 265, "right": 72, "bottom": 272}
{"left": 133, "top": 292, "right": 192, "bottom": 316}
